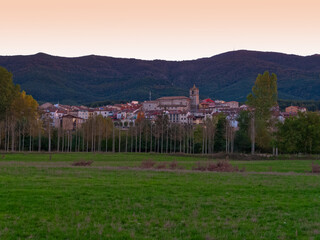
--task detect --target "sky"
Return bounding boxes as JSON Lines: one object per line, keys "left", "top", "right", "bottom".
{"left": 1, "top": 0, "right": 319, "bottom": 60}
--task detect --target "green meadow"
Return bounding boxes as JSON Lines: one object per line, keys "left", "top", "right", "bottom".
{"left": 0, "top": 153, "right": 320, "bottom": 239}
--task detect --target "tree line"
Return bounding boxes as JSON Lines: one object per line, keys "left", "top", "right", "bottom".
{"left": 1, "top": 66, "right": 320, "bottom": 154}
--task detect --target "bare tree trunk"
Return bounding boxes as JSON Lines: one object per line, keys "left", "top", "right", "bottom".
{"left": 118, "top": 128, "right": 121, "bottom": 152}
{"left": 112, "top": 124, "right": 115, "bottom": 153}
{"left": 185, "top": 126, "right": 188, "bottom": 154}
{"left": 205, "top": 125, "right": 208, "bottom": 154}
{"left": 145, "top": 125, "right": 148, "bottom": 153}
{"left": 208, "top": 128, "right": 212, "bottom": 155}
{"left": 188, "top": 126, "right": 191, "bottom": 154}
{"left": 202, "top": 126, "right": 205, "bottom": 155}
{"left": 192, "top": 126, "right": 195, "bottom": 154}
{"left": 29, "top": 127, "right": 32, "bottom": 152}
{"left": 166, "top": 125, "right": 169, "bottom": 154}
{"left": 0, "top": 124, "right": 2, "bottom": 150}
{"left": 154, "top": 127, "right": 157, "bottom": 153}
{"left": 70, "top": 132, "right": 73, "bottom": 152}
{"left": 179, "top": 126, "right": 182, "bottom": 153}
{"left": 86, "top": 126, "right": 89, "bottom": 152}
{"left": 31, "top": 128, "right": 34, "bottom": 151}
{"left": 105, "top": 124, "right": 108, "bottom": 152}
{"left": 135, "top": 127, "right": 138, "bottom": 153}
{"left": 78, "top": 130, "right": 81, "bottom": 152}
{"left": 230, "top": 127, "right": 234, "bottom": 154}
{"left": 161, "top": 123, "right": 164, "bottom": 154}
{"left": 57, "top": 127, "right": 60, "bottom": 152}
{"left": 150, "top": 123, "right": 153, "bottom": 152}
{"left": 251, "top": 116, "right": 255, "bottom": 155}
{"left": 38, "top": 125, "right": 41, "bottom": 152}
{"left": 82, "top": 128, "right": 84, "bottom": 152}
{"left": 188, "top": 125, "right": 191, "bottom": 154}
{"left": 125, "top": 129, "right": 128, "bottom": 153}
{"left": 48, "top": 121, "right": 51, "bottom": 153}
{"left": 174, "top": 125, "right": 177, "bottom": 153}
{"left": 169, "top": 126, "right": 172, "bottom": 153}
{"left": 130, "top": 127, "right": 133, "bottom": 152}
{"left": 139, "top": 124, "right": 142, "bottom": 153}
{"left": 91, "top": 121, "right": 94, "bottom": 152}
{"left": 7, "top": 121, "right": 10, "bottom": 152}
{"left": 11, "top": 120, "right": 15, "bottom": 152}
{"left": 273, "top": 147, "right": 275, "bottom": 156}
{"left": 75, "top": 129, "right": 78, "bottom": 152}
{"left": 18, "top": 125, "right": 21, "bottom": 152}
{"left": 67, "top": 131, "right": 69, "bottom": 152}
{"left": 157, "top": 127, "right": 160, "bottom": 153}
{"left": 212, "top": 133, "right": 215, "bottom": 154}
{"left": 190, "top": 126, "right": 192, "bottom": 154}
{"left": 4, "top": 117, "right": 7, "bottom": 152}
{"left": 21, "top": 124, "right": 26, "bottom": 151}
{"left": 98, "top": 122, "right": 101, "bottom": 152}
{"left": 62, "top": 130, "right": 65, "bottom": 152}
{"left": 184, "top": 127, "right": 187, "bottom": 154}
{"left": 225, "top": 122, "right": 228, "bottom": 154}
{"left": 182, "top": 127, "right": 185, "bottom": 154}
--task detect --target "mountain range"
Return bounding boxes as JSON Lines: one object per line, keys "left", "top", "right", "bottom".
{"left": 0, "top": 50, "right": 320, "bottom": 105}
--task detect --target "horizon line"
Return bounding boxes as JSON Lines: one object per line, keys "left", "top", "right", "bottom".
{"left": 0, "top": 49, "right": 319, "bottom": 61}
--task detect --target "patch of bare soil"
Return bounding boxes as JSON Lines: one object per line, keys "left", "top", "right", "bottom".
{"left": 140, "top": 159, "right": 183, "bottom": 170}
{"left": 72, "top": 161, "right": 93, "bottom": 166}
{"left": 193, "top": 160, "right": 244, "bottom": 172}
{"left": 311, "top": 163, "right": 320, "bottom": 174}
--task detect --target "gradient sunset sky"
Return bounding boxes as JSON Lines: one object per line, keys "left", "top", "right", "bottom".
{"left": 1, "top": 0, "right": 319, "bottom": 60}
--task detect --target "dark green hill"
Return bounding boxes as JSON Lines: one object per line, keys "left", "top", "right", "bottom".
{"left": 0, "top": 50, "right": 320, "bottom": 104}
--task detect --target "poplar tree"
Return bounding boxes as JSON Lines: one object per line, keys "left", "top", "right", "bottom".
{"left": 247, "top": 71, "right": 278, "bottom": 152}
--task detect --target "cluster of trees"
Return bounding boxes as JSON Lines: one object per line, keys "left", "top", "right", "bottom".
{"left": 11, "top": 112, "right": 234, "bottom": 154}
{"left": 276, "top": 112, "right": 320, "bottom": 153}
{"left": 1, "top": 66, "right": 320, "bottom": 154}
{"left": 235, "top": 71, "right": 320, "bottom": 154}
{"left": 0, "top": 67, "right": 39, "bottom": 152}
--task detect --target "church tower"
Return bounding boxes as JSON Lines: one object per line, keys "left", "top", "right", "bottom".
{"left": 189, "top": 84, "right": 199, "bottom": 112}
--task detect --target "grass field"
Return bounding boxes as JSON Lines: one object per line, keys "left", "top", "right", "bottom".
{"left": 0, "top": 153, "right": 320, "bottom": 239}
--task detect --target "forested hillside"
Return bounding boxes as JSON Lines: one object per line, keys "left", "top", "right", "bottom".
{"left": 0, "top": 50, "right": 320, "bottom": 104}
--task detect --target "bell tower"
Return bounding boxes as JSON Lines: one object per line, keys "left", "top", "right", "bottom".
{"left": 189, "top": 84, "right": 199, "bottom": 112}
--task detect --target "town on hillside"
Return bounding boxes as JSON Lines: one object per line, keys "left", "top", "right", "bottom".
{"left": 40, "top": 85, "right": 307, "bottom": 131}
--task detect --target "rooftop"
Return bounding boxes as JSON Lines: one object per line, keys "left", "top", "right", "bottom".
{"left": 158, "top": 96, "right": 190, "bottom": 100}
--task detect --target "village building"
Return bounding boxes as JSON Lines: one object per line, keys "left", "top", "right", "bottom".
{"left": 224, "top": 101, "right": 239, "bottom": 108}
{"left": 189, "top": 84, "right": 200, "bottom": 112}
{"left": 76, "top": 107, "right": 89, "bottom": 119}
{"left": 285, "top": 106, "right": 307, "bottom": 114}
{"left": 199, "top": 98, "right": 215, "bottom": 109}
{"left": 39, "top": 102, "right": 54, "bottom": 109}
{"left": 142, "top": 85, "right": 199, "bottom": 112}
{"left": 158, "top": 96, "right": 191, "bottom": 111}
{"left": 167, "top": 111, "right": 193, "bottom": 124}
{"left": 61, "top": 115, "right": 84, "bottom": 131}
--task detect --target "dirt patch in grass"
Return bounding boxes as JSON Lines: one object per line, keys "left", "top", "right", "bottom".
{"left": 193, "top": 160, "right": 244, "bottom": 172}
{"left": 72, "top": 160, "right": 94, "bottom": 166}
{"left": 140, "top": 159, "right": 156, "bottom": 169}
{"left": 140, "top": 159, "right": 183, "bottom": 170}
{"left": 156, "top": 162, "right": 167, "bottom": 169}
{"left": 168, "top": 161, "right": 179, "bottom": 170}
{"left": 311, "top": 163, "right": 320, "bottom": 174}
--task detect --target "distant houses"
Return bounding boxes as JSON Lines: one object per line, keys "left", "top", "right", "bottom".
{"left": 40, "top": 101, "right": 141, "bottom": 130}
{"left": 39, "top": 85, "right": 306, "bottom": 130}
{"left": 285, "top": 106, "right": 307, "bottom": 114}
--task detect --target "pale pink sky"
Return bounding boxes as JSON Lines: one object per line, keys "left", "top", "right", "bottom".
{"left": 0, "top": 0, "right": 319, "bottom": 60}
